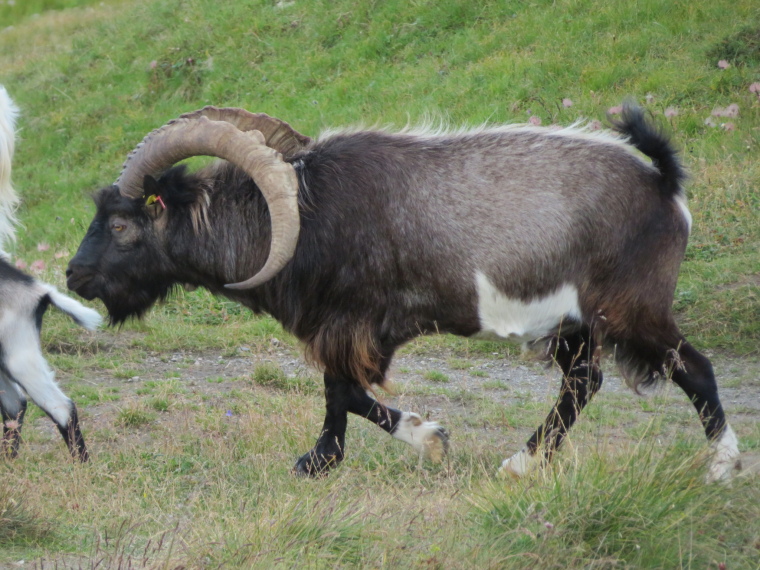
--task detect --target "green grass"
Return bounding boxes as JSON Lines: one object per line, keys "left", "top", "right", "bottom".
{"left": 424, "top": 370, "right": 450, "bottom": 383}
{"left": 0, "top": 482, "right": 49, "bottom": 546}
{"left": 3, "top": 383, "right": 758, "bottom": 568}
{"left": 2, "top": 0, "right": 758, "bottom": 353}
{"left": 115, "top": 405, "right": 156, "bottom": 428}
{"left": 0, "top": 0, "right": 101, "bottom": 27}
{"left": 250, "top": 362, "right": 319, "bottom": 394}
{"left": 1, "top": 0, "right": 759, "bottom": 566}
{"left": 477, "top": 442, "right": 760, "bottom": 568}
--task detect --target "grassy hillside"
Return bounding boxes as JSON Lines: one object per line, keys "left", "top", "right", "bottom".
{"left": 1, "top": 1, "right": 759, "bottom": 567}
{"left": 1, "top": 0, "right": 758, "bottom": 353}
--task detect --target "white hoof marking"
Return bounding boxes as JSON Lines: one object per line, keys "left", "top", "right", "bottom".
{"left": 707, "top": 423, "right": 741, "bottom": 483}
{"left": 499, "top": 447, "right": 540, "bottom": 478}
{"left": 392, "top": 412, "right": 447, "bottom": 462}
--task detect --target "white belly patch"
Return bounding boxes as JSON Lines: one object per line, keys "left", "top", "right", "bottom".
{"left": 474, "top": 272, "right": 581, "bottom": 341}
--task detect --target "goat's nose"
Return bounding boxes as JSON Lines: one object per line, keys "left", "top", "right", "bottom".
{"left": 65, "top": 267, "right": 73, "bottom": 278}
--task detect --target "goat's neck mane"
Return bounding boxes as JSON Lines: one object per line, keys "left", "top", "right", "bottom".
{"left": 161, "top": 163, "right": 273, "bottom": 298}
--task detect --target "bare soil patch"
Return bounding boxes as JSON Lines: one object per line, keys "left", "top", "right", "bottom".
{"left": 29, "top": 330, "right": 760, "bottom": 477}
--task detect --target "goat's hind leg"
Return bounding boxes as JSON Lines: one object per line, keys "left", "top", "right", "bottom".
{"left": 501, "top": 328, "right": 603, "bottom": 477}
{"left": 0, "top": 370, "right": 27, "bottom": 458}
{"left": 669, "top": 340, "right": 740, "bottom": 482}
{"left": 3, "top": 321, "right": 88, "bottom": 461}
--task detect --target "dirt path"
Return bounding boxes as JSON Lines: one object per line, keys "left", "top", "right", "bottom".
{"left": 44, "top": 330, "right": 760, "bottom": 477}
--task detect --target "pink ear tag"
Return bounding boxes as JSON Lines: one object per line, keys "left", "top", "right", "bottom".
{"left": 145, "top": 194, "right": 167, "bottom": 210}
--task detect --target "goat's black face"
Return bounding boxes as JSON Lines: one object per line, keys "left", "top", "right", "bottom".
{"left": 66, "top": 185, "right": 175, "bottom": 324}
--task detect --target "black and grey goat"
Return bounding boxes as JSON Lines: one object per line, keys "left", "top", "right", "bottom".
{"left": 66, "top": 105, "right": 740, "bottom": 481}
{"left": 0, "top": 86, "right": 101, "bottom": 460}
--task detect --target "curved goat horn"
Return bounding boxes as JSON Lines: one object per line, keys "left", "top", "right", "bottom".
{"left": 115, "top": 115, "right": 301, "bottom": 290}
{"left": 179, "top": 106, "right": 311, "bottom": 158}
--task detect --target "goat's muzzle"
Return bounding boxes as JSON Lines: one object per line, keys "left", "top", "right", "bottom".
{"left": 65, "top": 265, "right": 97, "bottom": 300}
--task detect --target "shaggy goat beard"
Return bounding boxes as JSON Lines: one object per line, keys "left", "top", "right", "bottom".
{"left": 99, "top": 278, "right": 176, "bottom": 326}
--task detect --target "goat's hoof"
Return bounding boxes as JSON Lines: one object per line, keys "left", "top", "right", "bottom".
{"left": 706, "top": 424, "right": 741, "bottom": 484}
{"left": 499, "top": 447, "right": 540, "bottom": 479}
{"left": 293, "top": 450, "right": 343, "bottom": 477}
{"left": 1, "top": 432, "right": 21, "bottom": 460}
{"left": 423, "top": 426, "right": 449, "bottom": 463}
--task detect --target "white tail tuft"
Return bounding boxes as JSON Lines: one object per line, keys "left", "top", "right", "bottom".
{"left": 44, "top": 285, "right": 103, "bottom": 331}
{"left": 0, "top": 85, "right": 20, "bottom": 258}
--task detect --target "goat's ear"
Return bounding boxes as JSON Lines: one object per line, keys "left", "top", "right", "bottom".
{"left": 142, "top": 175, "right": 166, "bottom": 220}
{"left": 143, "top": 175, "right": 160, "bottom": 196}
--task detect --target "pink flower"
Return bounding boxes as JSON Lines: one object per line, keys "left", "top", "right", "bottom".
{"left": 15, "top": 259, "right": 27, "bottom": 270}
{"left": 30, "top": 260, "right": 45, "bottom": 272}
{"left": 645, "top": 93, "right": 655, "bottom": 104}
{"left": 722, "top": 122, "right": 735, "bottom": 132}
{"left": 544, "top": 522, "right": 555, "bottom": 530}
{"left": 664, "top": 107, "right": 678, "bottom": 118}
{"left": 528, "top": 115, "right": 542, "bottom": 126}
{"left": 37, "top": 242, "right": 50, "bottom": 252}
{"left": 562, "top": 98, "right": 573, "bottom": 108}
{"left": 750, "top": 82, "right": 760, "bottom": 94}
{"left": 717, "top": 60, "right": 730, "bottom": 69}
{"left": 712, "top": 104, "right": 739, "bottom": 118}
{"left": 149, "top": 60, "right": 158, "bottom": 70}
{"left": 704, "top": 116, "right": 718, "bottom": 128}
{"left": 589, "top": 120, "right": 602, "bottom": 131}
{"left": 607, "top": 105, "right": 623, "bottom": 115}
{"left": 54, "top": 250, "right": 70, "bottom": 259}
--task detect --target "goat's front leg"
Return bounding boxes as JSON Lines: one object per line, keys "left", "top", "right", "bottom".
{"left": 346, "top": 383, "right": 448, "bottom": 462}
{"left": 293, "top": 376, "right": 449, "bottom": 476}
{"left": 293, "top": 373, "right": 350, "bottom": 476}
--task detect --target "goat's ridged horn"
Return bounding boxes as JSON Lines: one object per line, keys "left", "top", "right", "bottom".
{"left": 115, "top": 116, "right": 300, "bottom": 290}
{"left": 179, "top": 106, "right": 311, "bottom": 158}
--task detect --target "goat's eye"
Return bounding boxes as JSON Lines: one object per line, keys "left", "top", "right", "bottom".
{"left": 112, "top": 223, "right": 126, "bottom": 232}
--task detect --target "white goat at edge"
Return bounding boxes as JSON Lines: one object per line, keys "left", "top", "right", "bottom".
{"left": 0, "top": 85, "right": 101, "bottom": 461}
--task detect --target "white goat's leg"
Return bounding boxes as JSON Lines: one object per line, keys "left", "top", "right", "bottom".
{"left": 3, "top": 320, "right": 88, "bottom": 460}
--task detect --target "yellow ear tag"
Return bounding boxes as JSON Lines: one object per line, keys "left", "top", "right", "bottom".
{"left": 145, "top": 194, "right": 166, "bottom": 210}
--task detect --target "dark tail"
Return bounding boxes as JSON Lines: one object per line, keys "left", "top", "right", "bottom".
{"left": 610, "top": 103, "right": 686, "bottom": 198}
